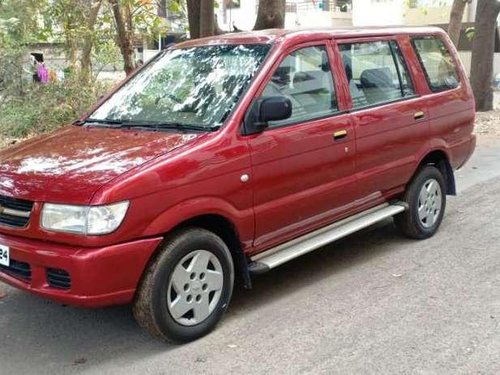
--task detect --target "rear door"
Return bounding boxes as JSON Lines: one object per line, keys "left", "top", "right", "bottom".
{"left": 337, "top": 36, "right": 430, "bottom": 209}
{"left": 410, "top": 35, "right": 475, "bottom": 169}
{"left": 246, "top": 41, "right": 357, "bottom": 252}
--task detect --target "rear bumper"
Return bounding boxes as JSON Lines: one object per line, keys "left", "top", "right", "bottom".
{"left": 466, "top": 133, "right": 477, "bottom": 165}
{"left": 451, "top": 133, "right": 476, "bottom": 170}
{"left": 0, "top": 233, "right": 162, "bottom": 308}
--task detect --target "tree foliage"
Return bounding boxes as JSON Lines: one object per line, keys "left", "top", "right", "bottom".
{"left": 0, "top": 0, "right": 51, "bottom": 95}
{"left": 108, "top": 0, "right": 170, "bottom": 75}
{"left": 0, "top": 0, "right": 112, "bottom": 138}
{"left": 1, "top": 0, "right": 171, "bottom": 79}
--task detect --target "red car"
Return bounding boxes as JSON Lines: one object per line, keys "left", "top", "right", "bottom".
{"left": 0, "top": 27, "right": 475, "bottom": 343}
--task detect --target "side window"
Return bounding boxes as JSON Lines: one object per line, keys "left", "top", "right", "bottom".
{"left": 339, "top": 40, "right": 415, "bottom": 109}
{"left": 412, "top": 37, "right": 460, "bottom": 92}
{"left": 262, "top": 45, "right": 338, "bottom": 127}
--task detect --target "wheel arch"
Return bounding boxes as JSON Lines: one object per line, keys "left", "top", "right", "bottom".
{"left": 417, "top": 149, "right": 456, "bottom": 195}
{"left": 139, "top": 213, "right": 252, "bottom": 292}
{"left": 175, "top": 214, "right": 252, "bottom": 289}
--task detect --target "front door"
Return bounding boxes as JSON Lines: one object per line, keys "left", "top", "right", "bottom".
{"left": 246, "top": 42, "right": 357, "bottom": 252}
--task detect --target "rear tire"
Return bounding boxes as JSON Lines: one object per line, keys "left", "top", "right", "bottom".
{"left": 395, "top": 165, "right": 446, "bottom": 239}
{"left": 133, "top": 228, "right": 234, "bottom": 343}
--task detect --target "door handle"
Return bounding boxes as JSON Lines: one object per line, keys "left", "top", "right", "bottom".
{"left": 333, "top": 130, "right": 348, "bottom": 141}
{"left": 414, "top": 111, "right": 425, "bottom": 120}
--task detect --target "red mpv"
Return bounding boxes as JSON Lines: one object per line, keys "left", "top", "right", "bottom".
{"left": 0, "top": 27, "right": 476, "bottom": 342}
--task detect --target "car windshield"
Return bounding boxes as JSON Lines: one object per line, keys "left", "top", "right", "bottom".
{"left": 87, "top": 44, "right": 271, "bottom": 130}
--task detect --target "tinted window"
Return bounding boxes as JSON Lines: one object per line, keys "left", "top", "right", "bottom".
{"left": 412, "top": 37, "right": 460, "bottom": 92}
{"left": 340, "top": 41, "right": 415, "bottom": 109}
{"left": 262, "top": 45, "right": 338, "bottom": 127}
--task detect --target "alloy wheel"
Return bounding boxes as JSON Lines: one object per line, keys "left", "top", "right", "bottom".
{"left": 167, "top": 250, "right": 224, "bottom": 326}
{"left": 417, "top": 178, "right": 442, "bottom": 228}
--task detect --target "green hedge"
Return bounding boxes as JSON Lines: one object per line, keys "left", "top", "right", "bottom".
{"left": 0, "top": 78, "right": 112, "bottom": 138}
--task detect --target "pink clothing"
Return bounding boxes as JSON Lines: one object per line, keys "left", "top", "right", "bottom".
{"left": 37, "top": 64, "right": 49, "bottom": 83}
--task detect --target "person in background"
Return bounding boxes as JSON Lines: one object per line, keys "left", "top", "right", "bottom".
{"left": 36, "top": 62, "right": 49, "bottom": 84}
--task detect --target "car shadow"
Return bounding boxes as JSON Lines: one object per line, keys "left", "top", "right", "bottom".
{"left": 227, "top": 219, "right": 411, "bottom": 318}
{"left": 0, "top": 219, "right": 413, "bottom": 372}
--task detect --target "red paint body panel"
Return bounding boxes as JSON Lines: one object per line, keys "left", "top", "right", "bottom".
{"left": 248, "top": 113, "right": 356, "bottom": 251}
{"left": 0, "top": 232, "right": 162, "bottom": 307}
{"left": 0, "top": 126, "right": 208, "bottom": 204}
{"left": 0, "top": 27, "right": 476, "bottom": 307}
{"left": 352, "top": 97, "right": 430, "bottom": 205}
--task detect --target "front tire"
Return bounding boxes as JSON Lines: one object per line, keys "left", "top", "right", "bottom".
{"left": 133, "top": 228, "right": 234, "bottom": 343}
{"left": 395, "top": 165, "right": 446, "bottom": 239}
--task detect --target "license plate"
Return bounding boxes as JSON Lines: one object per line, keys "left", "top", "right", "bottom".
{"left": 0, "top": 245, "right": 9, "bottom": 267}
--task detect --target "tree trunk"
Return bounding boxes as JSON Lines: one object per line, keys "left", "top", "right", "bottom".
{"left": 470, "top": 0, "right": 500, "bottom": 111}
{"left": 64, "top": 20, "right": 79, "bottom": 72}
{"left": 199, "top": 0, "right": 214, "bottom": 37}
{"left": 81, "top": 0, "right": 103, "bottom": 82}
{"left": 158, "top": 0, "right": 167, "bottom": 18}
{"left": 109, "top": 0, "right": 135, "bottom": 75}
{"left": 253, "top": 0, "right": 286, "bottom": 30}
{"left": 448, "top": 0, "right": 468, "bottom": 46}
{"left": 187, "top": 0, "right": 201, "bottom": 39}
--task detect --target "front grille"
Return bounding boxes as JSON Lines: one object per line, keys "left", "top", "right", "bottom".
{"left": 0, "top": 195, "right": 34, "bottom": 228}
{"left": 0, "top": 259, "right": 32, "bottom": 281}
{"left": 47, "top": 268, "right": 71, "bottom": 290}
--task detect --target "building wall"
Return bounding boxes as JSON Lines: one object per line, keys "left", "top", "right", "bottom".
{"left": 352, "top": 0, "right": 405, "bottom": 26}
{"left": 26, "top": 45, "right": 66, "bottom": 70}
{"left": 216, "top": 0, "right": 353, "bottom": 31}
{"left": 405, "top": 6, "right": 454, "bottom": 25}
{"left": 217, "top": 0, "right": 258, "bottom": 32}
{"left": 217, "top": 0, "right": 498, "bottom": 30}
{"left": 292, "top": 8, "right": 353, "bottom": 28}
{"left": 404, "top": 5, "right": 474, "bottom": 25}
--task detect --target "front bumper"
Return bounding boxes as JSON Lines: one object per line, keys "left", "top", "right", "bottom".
{"left": 0, "top": 232, "right": 162, "bottom": 308}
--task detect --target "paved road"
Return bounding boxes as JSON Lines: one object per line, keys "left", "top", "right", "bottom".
{"left": 1, "top": 137, "right": 500, "bottom": 375}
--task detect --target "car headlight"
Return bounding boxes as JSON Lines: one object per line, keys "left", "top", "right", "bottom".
{"left": 41, "top": 201, "right": 129, "bottom": 235}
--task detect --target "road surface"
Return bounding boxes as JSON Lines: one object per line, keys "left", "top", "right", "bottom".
{"left": 1, "top": 136, "right": 500, "bottom": 374}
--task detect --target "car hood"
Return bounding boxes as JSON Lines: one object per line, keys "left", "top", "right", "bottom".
{"left": 0, "top": 126, "right": 204, "bottom": 204}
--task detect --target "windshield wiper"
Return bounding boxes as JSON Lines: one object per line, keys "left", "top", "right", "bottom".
{"left": 152, "top": 123, "right": 217, "bottom": 132}
{"left": 80, "top": 119, "right": 218, "bottom": 132}
{"left": 116, "top": 122, "right": 217, "bottom": 132}
{"left": 84, "top": 118, "right": 124, "bottom": 126}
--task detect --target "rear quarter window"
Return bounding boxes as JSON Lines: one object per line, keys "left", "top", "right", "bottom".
{"left": 411, "top": 36, "right": 460, "bottom": 92}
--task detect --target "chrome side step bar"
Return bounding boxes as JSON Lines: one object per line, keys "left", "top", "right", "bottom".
{"left": 248, "top": 202, "right": 407, "bottom": 274}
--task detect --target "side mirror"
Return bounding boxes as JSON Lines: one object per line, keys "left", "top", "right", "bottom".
{"left": 243, "top": 96, "right": 292, "bottom": 135}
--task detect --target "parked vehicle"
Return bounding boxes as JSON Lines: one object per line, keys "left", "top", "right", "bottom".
{"left": 0, "top": 27, "right": 476, "bottom": 343}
